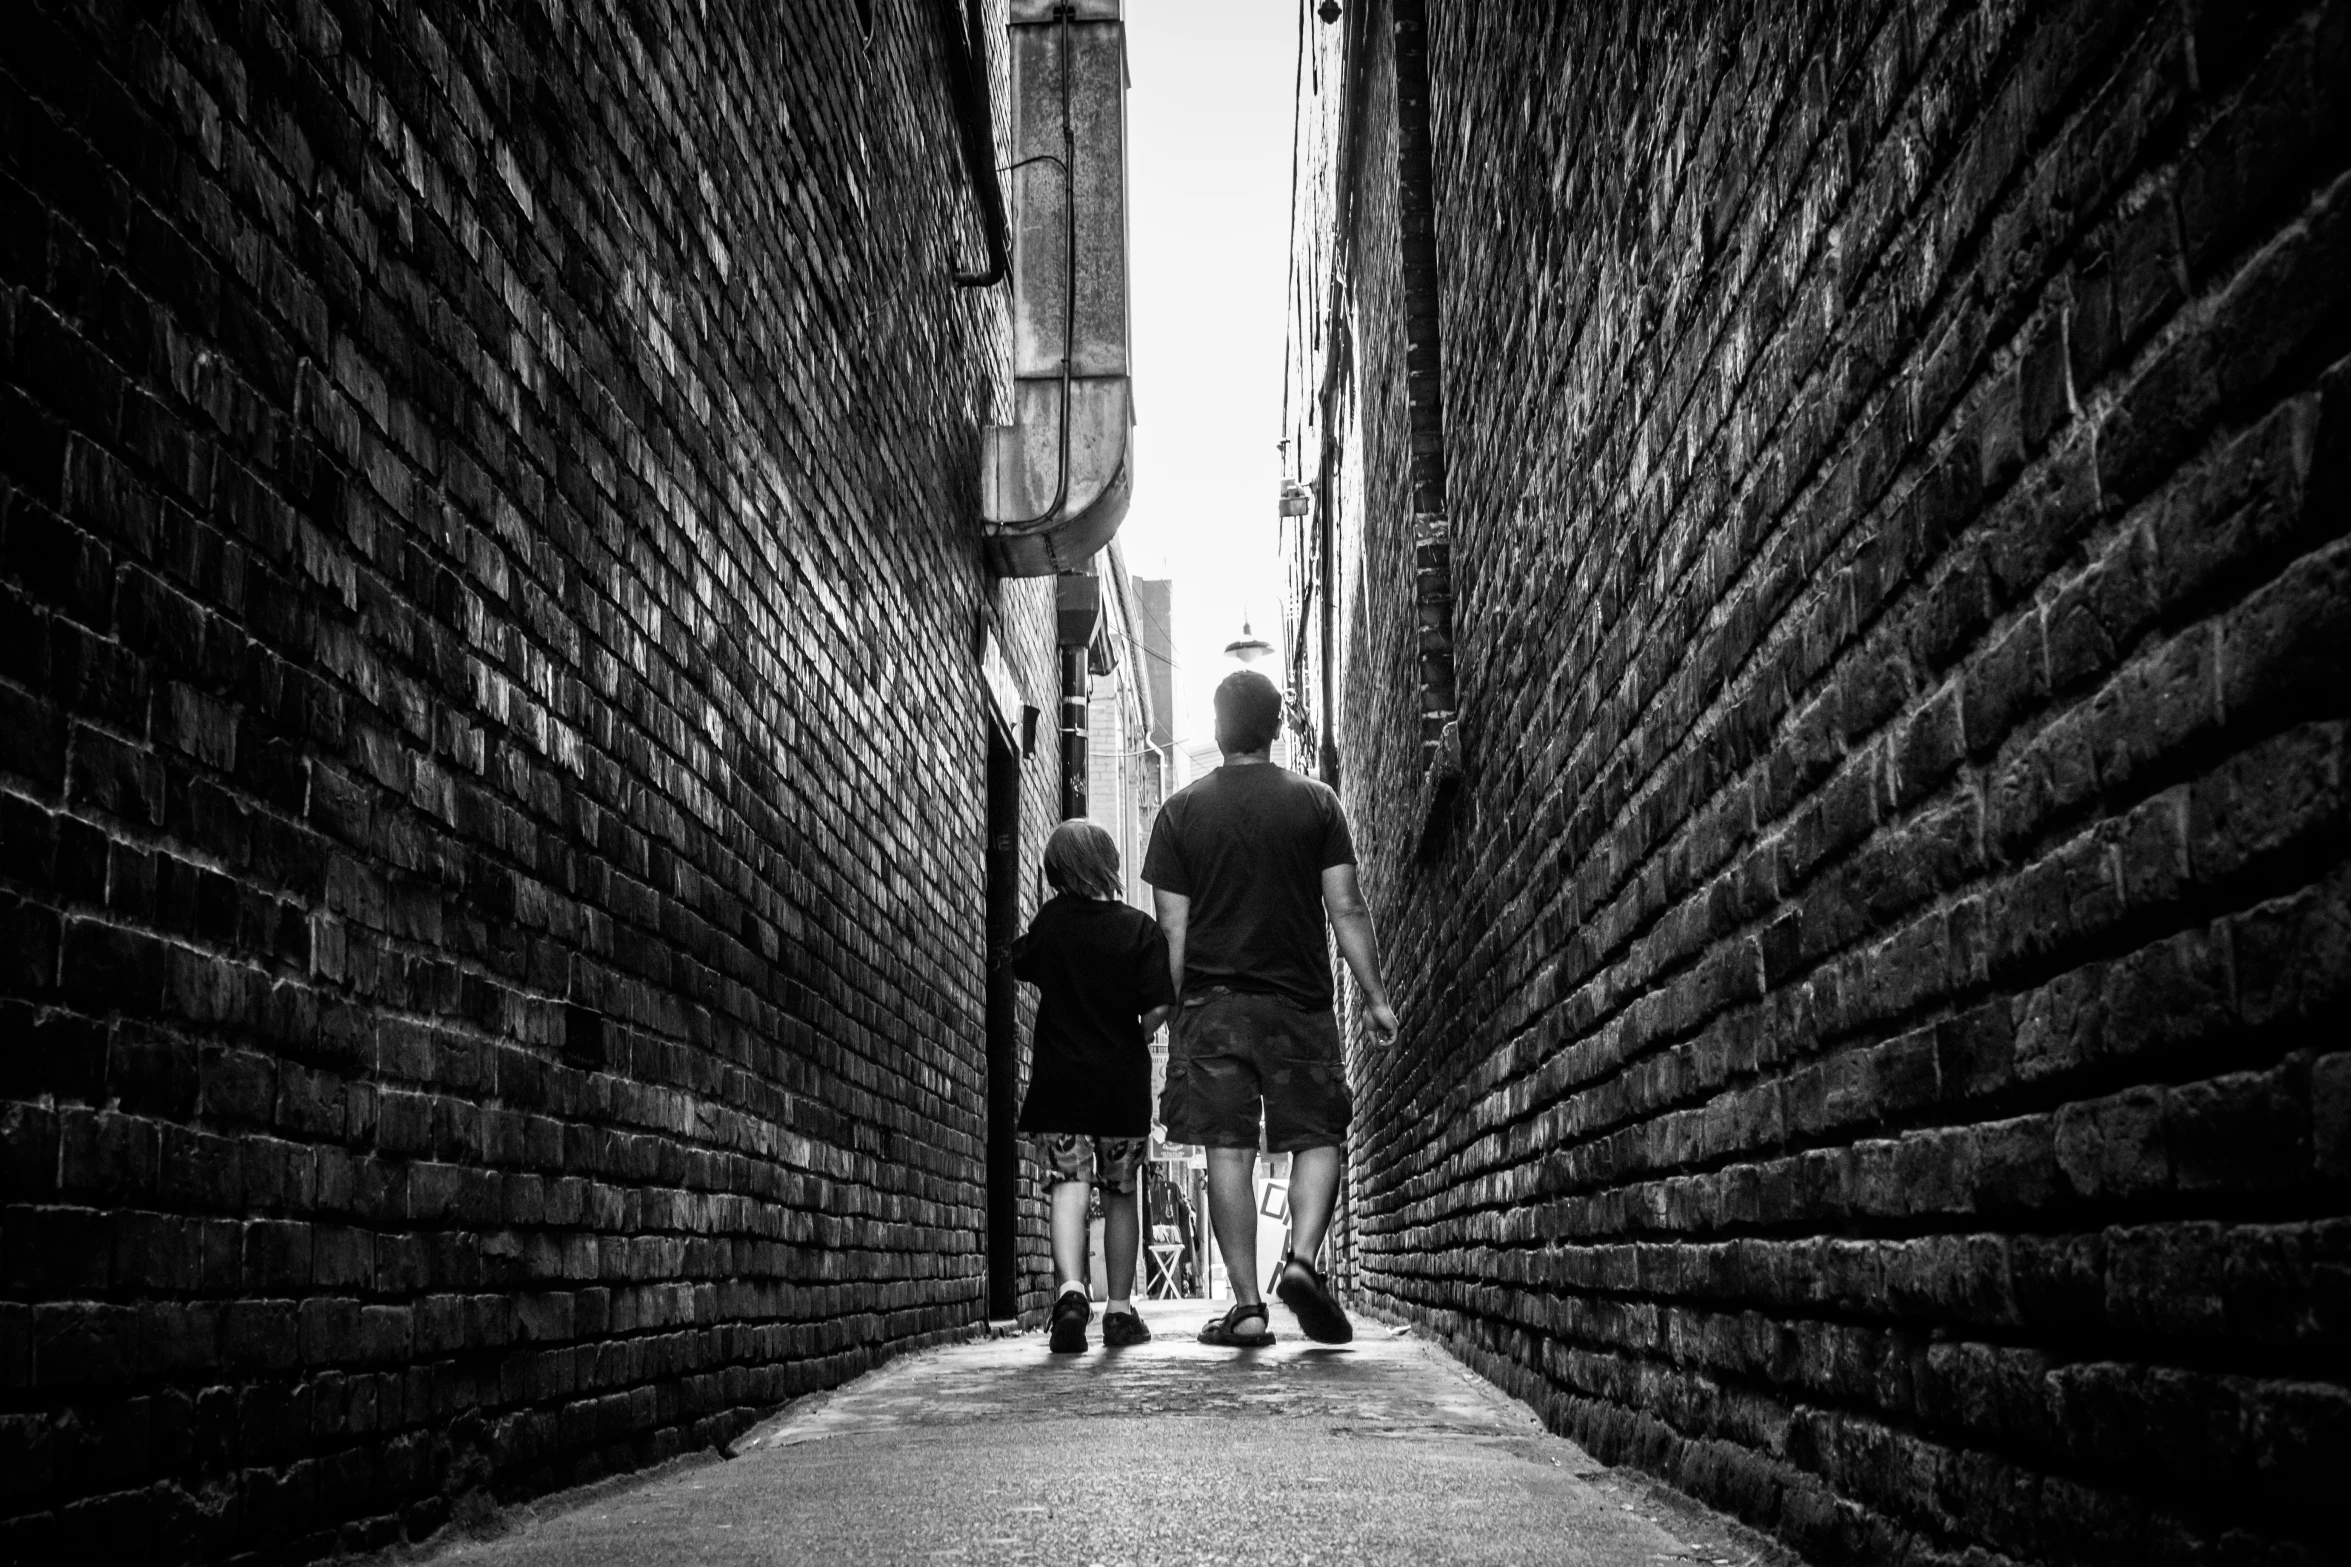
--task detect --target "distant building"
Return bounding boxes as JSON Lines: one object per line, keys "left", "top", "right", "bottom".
{"left": 1084, "top": 549, "right": 1169, "bottom": 909}
{"left": 1177, "top": 732, "right": 1291, "bottom": 785}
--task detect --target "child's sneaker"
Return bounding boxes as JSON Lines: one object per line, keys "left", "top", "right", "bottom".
{"left": 1048, "top": 1289, "right": 1091, "bottom": 1353}
{"left": 1101, "top": 1308, "right": 1151, "bottom": 1347}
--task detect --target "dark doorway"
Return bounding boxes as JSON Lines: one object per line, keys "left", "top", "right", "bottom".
{"left": 983, "top": 728, "right": 1023, "bottom": 1319}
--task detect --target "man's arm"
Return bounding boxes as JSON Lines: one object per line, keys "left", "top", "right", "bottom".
{"left": 1321, "top": 863, "right": 1400, "bottom": 1043}
{"left": 1151, "top": 888, "right": 1189, "bottom": 999}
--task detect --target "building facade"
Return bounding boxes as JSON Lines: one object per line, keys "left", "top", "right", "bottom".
{"left": 0, "top": 0, "right": 1130, "bottom": 1556}
{"left": 1285, "top": 3, "right": 2348, "bottom": 1565}
{"left": 1084, "top": 549, "right": 1167, "bottom": 910}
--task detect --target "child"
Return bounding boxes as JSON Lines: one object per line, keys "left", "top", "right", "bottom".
{"left": 1010, "top": 819, "right": 1176, "bottom": 1352}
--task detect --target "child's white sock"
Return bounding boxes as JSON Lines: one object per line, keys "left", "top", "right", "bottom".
{"left": 1058, "top": 1280, "right": 1088, "bottom": 1300}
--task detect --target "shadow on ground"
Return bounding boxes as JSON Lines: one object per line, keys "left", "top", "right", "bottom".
{"left": 416, "top": 1299, "right": 1794, "bottom": 1566}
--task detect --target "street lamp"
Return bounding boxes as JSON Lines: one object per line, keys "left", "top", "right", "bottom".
{"left": 1223, "top": 621, "right": 1273, "bottom": 664}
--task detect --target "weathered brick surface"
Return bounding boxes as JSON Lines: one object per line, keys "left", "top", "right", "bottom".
{"left": 0, "top": 0, "right": 1063, "bottom": 1558}
{"left": 1294, "top": 1, "right": 2351, "bottom": 1562}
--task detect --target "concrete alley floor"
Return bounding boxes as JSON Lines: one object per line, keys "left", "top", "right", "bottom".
{"left": 427, "top": 1299, "right": 1789, "bottom": 1566}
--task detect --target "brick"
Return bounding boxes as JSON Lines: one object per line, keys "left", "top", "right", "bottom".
{"left": 1966, "top": 1116, "right": 2059, "bottom": 1215}
{"left": 2097, "top": 328, "right": 2215, "bottom": 505}
{"left": 0, "top": 683, "right": 69, "bottom": 799}
{"left": 220, "top": 1301, "right": 298, "bottom": 1376}
{"left": 0, "top": 898, "right": 61, "bottom": 1007}
{"left": 64, "top": 726, "right": 163, "bottom": 826}
{"left": 2169, "top": 1067, "right": 2309, "bottom": 1193}
{"left": 0, "top": 391, "right": 69, "bottom": 511}
{"left": 2188, "top": 721, "right": 2345, "bottom": 885}
{"left": 1891, "top": 683, "right": 1966, "bottom": 802}
{"left": 31, "top": 1303, "right": 136, "bottom": 1388}
{"left": 1, "top": 1205, "right": 109, "bottom": 1293}
{"left": 2146, "top": 394, "right": 2321, "bottom": 617}
{"left": 2229, "top": 865, "right": 2351, "bottom": 1033}
{"left": 2205, "top": 169, "right": 2351, "bottom": 412}
{"left": 2317, "top": 1054, "right": 2351, "bottom": 1180}
{"left": 11, "top": 305, "right": 122, "bottom": 445}
{"left": 49, "top": 620, "right": 148, "bottom": 733}
{"left": 1956, "top": 612, "right": 2043, "bottom": 760}
{"left": 2219, "top": 535, "right": 2351, "bottom": 724}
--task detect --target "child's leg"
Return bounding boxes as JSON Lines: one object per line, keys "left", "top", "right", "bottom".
{"left": 1050, "top": 1173, "right": 1092, "bottom": 1295}
{"left": 1103, "top": 1183, "right": 1140, "bottom": 1304}
{"left": 1098, "top": 1138, "right": 1146, "bottom": 1309}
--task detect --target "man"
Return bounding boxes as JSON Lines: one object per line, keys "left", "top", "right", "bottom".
{"left": 1141, "top": 669, "right": 1400, "bottom": 1345}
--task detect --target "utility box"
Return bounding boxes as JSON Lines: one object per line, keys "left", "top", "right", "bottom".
{"left": 982, "top": 0, "right": 1134, "bottom": 576}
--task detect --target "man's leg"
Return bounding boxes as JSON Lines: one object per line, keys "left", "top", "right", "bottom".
{"left": 1284, "top": 1144, "right": 1341, "bottom": 1263}
{"left": 1271, "top": 1142, "right": 1353, "bottom": 1342}
{"left": 1204, "top": 1146, "right": 1262, "bottom": 1305}
{"left": 1165, "top": 993, "right": 1274, "bottom": 1341}
{"left": 1261, "top": 993, "right": 1355, "bottom": 1342}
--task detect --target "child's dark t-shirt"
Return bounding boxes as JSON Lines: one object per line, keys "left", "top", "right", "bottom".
{"left": 1011, "top": 894, "right": 1176, "bottom": 1136}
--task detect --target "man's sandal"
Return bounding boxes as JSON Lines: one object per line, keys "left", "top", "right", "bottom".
{"left": 1197, "top": 1301, "right": 1275, "bottom": 1347}
{"left": 1273, "top": 1249, "right": 1353, "bottom": 1344}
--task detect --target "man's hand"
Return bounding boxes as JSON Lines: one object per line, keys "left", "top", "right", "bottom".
{"left": 1361, "top": 997, "right": 1400, "bottom": 1045}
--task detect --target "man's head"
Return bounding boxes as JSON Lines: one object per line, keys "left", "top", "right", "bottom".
{"left": 1213, "top": 669, "right": 1283, "bottom": 758}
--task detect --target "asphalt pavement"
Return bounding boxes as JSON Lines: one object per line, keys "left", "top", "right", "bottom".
{"left": 419, "top": 1298, "right": 1791, "bottom": 1566}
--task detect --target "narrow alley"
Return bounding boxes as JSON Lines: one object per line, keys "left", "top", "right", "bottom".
{"left": 428, "top": 1299, "right": 1785, "bottom": 1567}
{"left": 1, "top": 0, "right": 2344, "bottom": 1563}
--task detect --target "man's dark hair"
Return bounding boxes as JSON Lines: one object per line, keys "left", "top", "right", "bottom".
{"left": 1213, "top": 669, "right": 1283, "bottom": 756}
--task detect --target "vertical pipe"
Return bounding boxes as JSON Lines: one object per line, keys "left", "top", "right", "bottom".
{"left": 1318, "top": 456, "right": 1340, "bottom": 788}
{"left": 936, "top": 0, "right": 1009, "bottom": 288}
{"left": 1060, "top": 644, "right": 1089, "bottom": 819}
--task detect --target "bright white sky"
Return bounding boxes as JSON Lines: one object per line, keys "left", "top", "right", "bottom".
{"left": 1119, "top": 0, "right": 1299, "bottom": 743}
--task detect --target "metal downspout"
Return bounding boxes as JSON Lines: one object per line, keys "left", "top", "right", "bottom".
{"left": 1059, "top": 645, "right": 1089, "bottom": 819}
{"left": 937, "top": 0, "right": 1010, "bottom": 288}
{"left": 1319, "top": 446, "right": 1338, "bottom": 789}
{"left": 1055, "top": 571, "right": 1102, "bottom": 819}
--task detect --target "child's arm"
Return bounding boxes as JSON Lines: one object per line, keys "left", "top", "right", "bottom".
{"left": 1140, "top": 901, "right": 1181, "bottom": 1036}
{"left": 1006, "top": 927, "right": 1040, "bottom": 983}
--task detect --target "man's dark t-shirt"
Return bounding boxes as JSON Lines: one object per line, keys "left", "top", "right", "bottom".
{"left": 1141, "top": 762, "right": 1356, "bottom": 1007}
{"left": 1011, "top": 894, "right": 1177, "bottom": 1136}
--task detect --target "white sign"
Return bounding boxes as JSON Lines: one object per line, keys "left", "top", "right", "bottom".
{"left": 981, "top": 630, "right": 1023, "bottom": 741}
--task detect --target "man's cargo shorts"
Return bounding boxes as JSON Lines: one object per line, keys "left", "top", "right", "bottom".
{"left": 1159, "top": 986, "right": 1352, "bottom": 1153}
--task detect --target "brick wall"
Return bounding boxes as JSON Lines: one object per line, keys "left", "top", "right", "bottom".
{"left": 1293, "top": 1, "right": 2349, "bottom": 1562}
{"left": 0, "top": 0, "right": 1065, "bottom": 1557}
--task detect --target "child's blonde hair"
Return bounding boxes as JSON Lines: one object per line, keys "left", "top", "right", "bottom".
{"left": 1043, "top": 819, "right": 1123, "bottom": 900}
